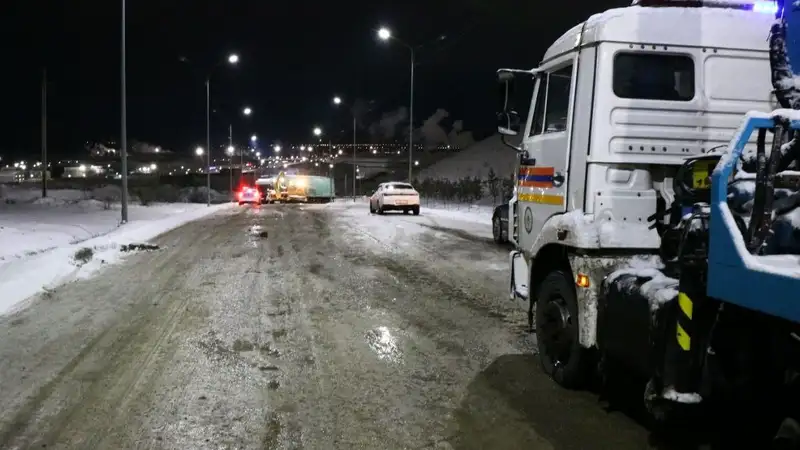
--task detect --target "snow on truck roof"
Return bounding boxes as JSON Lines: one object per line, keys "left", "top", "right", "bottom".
{"left": 542, "top": 4, "right": 773, "bottom": 63}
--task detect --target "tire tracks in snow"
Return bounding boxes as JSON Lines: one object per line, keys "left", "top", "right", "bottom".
{"left": 0, "top": 212, "right": 237, "bottom": 449}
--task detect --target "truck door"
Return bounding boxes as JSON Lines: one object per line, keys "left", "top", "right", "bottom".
{"left": 518, "top": 56, "right": 575, "bottom": 251}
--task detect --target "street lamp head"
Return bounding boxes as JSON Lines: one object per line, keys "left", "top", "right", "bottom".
{"left": 154, "top": 147, "right": 160, "bottom": 153}
{"left": 226, "top": 146, "right": 234, "bottom": 155}
{"left": 243, "top": 107, "right": 252, "bottom": 115}
{"left": 274, "top": 145, "right": 281, "bottom": 152}
{"left": 250, "top": 135, "right": 257, "bottom": 142}
{"left": 313, "top": 127, "right": 322, "bottom": 136}
{"left": 333, "top": 96, "right": 342, "bottom": 105}
{"left": 228, "top": 54, "right": 239, "bottom": 64}
{"left": 378, "top": 27, "right": 391, "bottom": 41}
{"left": 195, "top": 147, "right": 204, "bottom": 156}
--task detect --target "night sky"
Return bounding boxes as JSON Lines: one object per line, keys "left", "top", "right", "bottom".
{"left": 2, "top": 0, "right": 627, "bottom": 158}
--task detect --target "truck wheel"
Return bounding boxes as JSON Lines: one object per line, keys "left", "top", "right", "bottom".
{"left": 493, "top": 216, "right": 507, "bottom": 244}
{"left": 535, "top": 270, "right": 588, "bottom": 389}
{"left": 773, "top": 418, "right": 800, "bottom": 449}
{"left": 412, "top": 206, "right": 420, "bottom": 216}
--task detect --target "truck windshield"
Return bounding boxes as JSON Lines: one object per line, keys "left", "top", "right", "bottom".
{"left": 613, "top": 53, "right": 695, "bottom": 101}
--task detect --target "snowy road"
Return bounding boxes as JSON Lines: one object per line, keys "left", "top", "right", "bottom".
{"left": 0, "top": 203, "right": 655, "bottom": 449}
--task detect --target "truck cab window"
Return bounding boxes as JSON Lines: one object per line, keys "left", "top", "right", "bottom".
{"left": 613, "top": 53, "right": 694, "bottom": 101}
{"left": 543, "top": 65, "right": 573, "bottom": 134}
{"left": 529, "top": 76, "right": 546, "bottom": 136}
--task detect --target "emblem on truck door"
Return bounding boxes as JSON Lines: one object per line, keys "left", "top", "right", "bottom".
{"left": 524, "top": 207, "right": 533, "bottom": 233}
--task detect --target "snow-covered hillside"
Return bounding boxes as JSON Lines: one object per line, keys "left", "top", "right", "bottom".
{"left": 418, "top": 135, "right": 519, "bottom": 181}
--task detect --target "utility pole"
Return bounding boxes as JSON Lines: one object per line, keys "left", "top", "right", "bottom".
{"left": 228, "top": 124, "right": 233, "bottom": 194}
{"left": 41, "top": 68, "right": 47, "bottom": 198}
{"left": 408, "top": 48, "right": 415, "bottom": 182}
{"left": 205, "top": 78, "right": 211, "bottom": 206}
{"left": 120, "top": 0, "right": 129, "bottom": 223}
{"left": 352, "top": 116, "right": 356, "bottom": 200}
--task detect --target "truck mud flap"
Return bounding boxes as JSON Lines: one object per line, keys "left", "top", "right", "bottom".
{"left": 509, "top": 250, "right": 529, "bottom": 301}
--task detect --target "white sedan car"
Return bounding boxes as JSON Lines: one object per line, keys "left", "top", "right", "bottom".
{"left": 369, "top": 182, "right": 420, "bottom": 215}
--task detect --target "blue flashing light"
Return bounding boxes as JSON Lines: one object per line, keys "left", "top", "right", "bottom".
{"left": 637, "top": 0, "right": 778, "bottom": 14}
{"left": 752, "top": 1, "right": 778, "bottom": 13}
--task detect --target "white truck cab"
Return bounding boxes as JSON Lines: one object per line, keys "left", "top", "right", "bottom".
{"left": 497, "top": 0, "right": 776, "bottom": 384}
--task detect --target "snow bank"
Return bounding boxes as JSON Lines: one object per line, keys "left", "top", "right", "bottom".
{"left": 0, "top": 200, "right": 232, "bottom": 315}
{"left": 418, "top": 135, "right": 519, "bottom": 181}
{"left": 418, "top": 202, "right": 493, "bottom": 226}
{"left": 0, "top": 199, "right": 218, "bottom": 262}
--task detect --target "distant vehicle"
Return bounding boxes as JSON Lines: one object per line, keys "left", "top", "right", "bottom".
{"left": 256, "top": 172, "right": 335, "bottom": 203}
{"left": 237, "top": 186, "right": 261, "bottom": 206}
{"left": 369, "top": 182, "right": 420, "bottom": 215}
{"left": 255, "top": 177, "right": 278, "bottom": 203}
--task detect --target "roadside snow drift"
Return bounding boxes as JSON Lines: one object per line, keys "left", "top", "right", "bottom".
{"left": 0, "top": 191, "right": 232, "bottom": 314}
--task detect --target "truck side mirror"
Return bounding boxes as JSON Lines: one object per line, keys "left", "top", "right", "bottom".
{"left": 497, "top": 71, "right": 520, "bottom": 136}
{"left": 497, "top": 111, "right": 521, "bottom": 136}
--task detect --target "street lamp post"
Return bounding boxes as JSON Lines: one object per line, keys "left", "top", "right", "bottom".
{"left": 226, "top": 145, "right": 235, "bottom": 195}
{"left": 120, "top": 0, "right": 129, "bottom": 223}
{"left": 230, "top": 106, "right": 252, "bottom": 191}
{"left": 248, "top": 135, "right": 257, "bottom": 182}
{"left": 205, "top": 77, "right": 211, "bottom": 206}
{"left": 378, "top": 27, "right": 415, "bottom": 182}
{"left": 333, "top": 96, "right": 358, "bottom": 200}
{"left": 182, "top": 53, "right": 239, "bottom": 206}
{"left": 314, "top": 127, "right": 334, "bottom": 202}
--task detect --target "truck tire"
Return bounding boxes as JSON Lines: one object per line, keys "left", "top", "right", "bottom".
{"left": 492, "top": 215, "right": 507, "bottom": 244}
{"left": 535, "top": 270, "right": 588, "bottom": 389}
{"left": 773, "top": 417, "right": 800, "bottom": 450}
